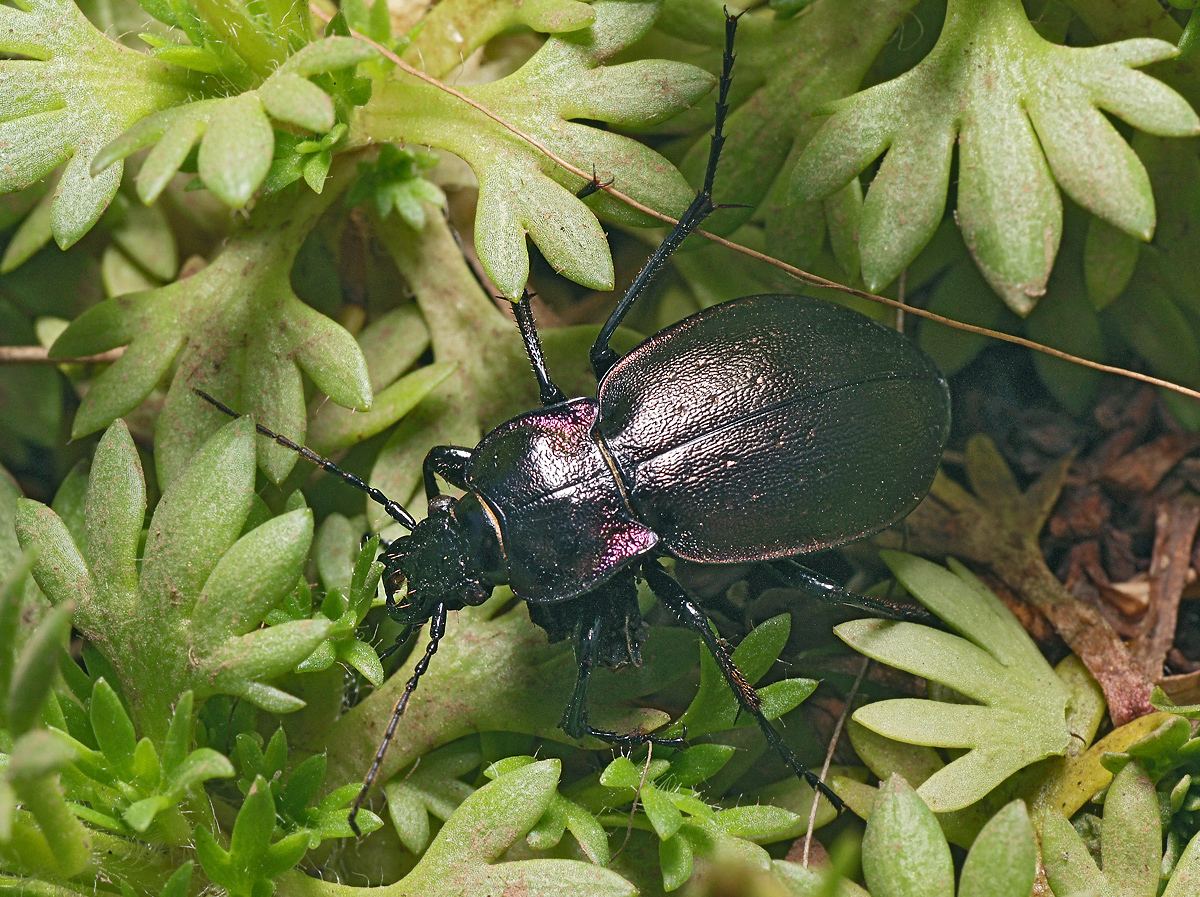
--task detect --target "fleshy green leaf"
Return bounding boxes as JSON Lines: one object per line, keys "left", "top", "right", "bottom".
{"left": 398, "top": 760, "right": 635, "bottom": 896}
{"left": 191, "top": 509, "right": 312, "bottom": 644}
{"left": 791, "top": 0, "right": 1200, "bottom": 313}
{"left": 93, "top": 35, "right": 378, "bottom": 207}
{"left": 197, "top": 93, "right": 274, "bottom": 209}
{"left": 358, "top": 0, "right": 714, "bottom": 297}
{"left": 0, "top": 0, "right": 193, "bottom": 251}
{"left": 403, "top": 0, "right": 595, "bottom": 79}
{"left": 835, "top": 554, "right": 1072, "bottom": 811}
{"left": 82, "top": 421, "right": 145, "bottom": 619}
{"left": 307, "top": 362, "right": 457, "bottom": 455}
{"left": 1041, "top": 760, "right": 1162, "bottom": 897}
{"left": 862, "top": 774, "right": 954, "bottom": 897}
{"left": 958, "top": 800, "right": 1036, "bottom": 897}
{"left": 89, "top": 678, "right": 138, "bottom": 780}
{"left": 16, "top": 419, "right": 327, "bottom": 742}
{"left": 385, "top": 740, "right": 481, "bottom": 854}
{"left": 258, "top": 74, "right": 336, "bottom": 133}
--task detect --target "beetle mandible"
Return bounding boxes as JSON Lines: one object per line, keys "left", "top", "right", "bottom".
{"left": 197, "top": 12, "right": 950, "bottom": 835}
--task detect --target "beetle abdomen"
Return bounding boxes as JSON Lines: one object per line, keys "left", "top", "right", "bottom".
{"left": 597, "top": 295, "right": 950, "bottom": 563}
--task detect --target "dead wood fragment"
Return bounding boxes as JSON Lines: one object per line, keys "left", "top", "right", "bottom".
{"left": 981, "top": 572, "right": 1066, "bottom": 657}
{"left": 1100, "top": 433, "right": 1200, "bottom": 496}
{"left": 905, "top": 436, "right": 1155, "bottom": 726}
{"left": 1048, "top": 484, "right": 1109, "bottom": 539}
{"left": 1157, "top": 669, "right": 1200, "bottom": 706}
{"left": 1168, "top": 648, "right": 1200, "bottom": 674}
{"left": 1093, "top": 385, "right": 1157, "bottom": 434}
{"left": 1129, "top": 495, "right": 1200, "bottom": 680}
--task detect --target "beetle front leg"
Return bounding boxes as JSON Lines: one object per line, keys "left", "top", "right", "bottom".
{"left": 644, "top": 560, "right": 845, "bottom": 813}
{"left": 561, "top": 613, "right": 684, "bottom": 748}
{"left": 514, "top": 290, "right": 567, "bottom": 406}
{"left": 349, "top": 602, "right": 448, "bottom": 836}
{"left": 422, "top": 445, "right": 473, "bottom": 499}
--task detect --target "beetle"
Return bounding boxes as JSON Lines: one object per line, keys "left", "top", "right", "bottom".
{"left": 197, "top": 12, "right": 950, "bottom": 834}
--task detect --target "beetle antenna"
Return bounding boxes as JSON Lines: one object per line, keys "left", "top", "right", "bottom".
{"left": 192, "top": 388, "right": 417, "bottom": 530}
{"left": 349, "top": 603, "right": 448, "bottom": 836}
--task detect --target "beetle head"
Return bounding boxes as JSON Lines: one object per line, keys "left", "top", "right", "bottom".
{"left": 383, "top": 495, "right": 493, "bottom": 623}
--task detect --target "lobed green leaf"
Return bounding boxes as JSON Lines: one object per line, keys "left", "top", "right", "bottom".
{"left": 359, "top": 0, "right": 713, "bottom": 297}
{"left": 790, "top": 0, "right": 1200, "bottom": 313}
{"left": 836, "top": 554, "right": 1072, "bottom": 812}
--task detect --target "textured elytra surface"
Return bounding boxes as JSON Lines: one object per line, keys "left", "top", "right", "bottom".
{"left": 598, "top": 294, "right": 951, "bottom": 562}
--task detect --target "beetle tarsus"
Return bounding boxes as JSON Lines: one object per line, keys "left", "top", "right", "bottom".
{"left": 576, "top": 164, "right": 614, "bottom": 200}
{"left": 349, "top": 603, "right": 448, "bottom": 837}
{"left": 561, "top": 612, "right": 686, "bottom": 748}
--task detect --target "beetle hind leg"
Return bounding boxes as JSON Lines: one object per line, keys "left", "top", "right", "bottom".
{"left": 588, "top": 11, "right": 741, "bottom": 382}
{"left": 644, "top": 560, "right": 846, "bottom": 813}
{"left": 768, "top": 560, "right": 942, "bottom": 627}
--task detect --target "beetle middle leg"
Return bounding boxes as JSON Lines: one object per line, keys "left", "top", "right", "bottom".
{"left": 589, "top": 11, "right": 740, "bottom": 381}
{"left": 643, "top": 559, "right": 845, "bottom": 813}
{"left": 561, "top": 611, "right": 685, "bottom": 748}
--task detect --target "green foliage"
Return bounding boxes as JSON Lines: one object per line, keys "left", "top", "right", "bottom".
{"left": 51, "top": 179, "right": 374, "bottom": 484}
{"left": 266, "top": 524, "right": 386, "bottom": 686}
{"left": 378, "top": 760, "right": 635, "bottom": 897}
{"left": 1041, "top": 760, "right": 1173, "bottom": 897}
{"left": 385, "top": 739, "right": 481, "bottom": 855}
{"left": 358, "top": 0, "right": 715, "bottom": 298}
{"left": 93, "top": 37, "right": 379, "bottom": 207}
{"left": 0, "top": 0, "right": 194, "bottom": 258}
{"left": 232, "top": 726, "right": 382, "bottom": 843}
{"left": 6, "top": 0, "right": 1200, "bottom": 894}
{"left": 589, "top": 750, "right": 803, "bottom": 891}
{"left": 861, "top": 775, "right": 1036, "bottom": 897}
{"left": 1096, "top": 708, "right": 1200, "bottom": 883}
{"left": 791, "top": 0, "right": 1200, "bottom": 314}
{"left": 0, "top": 554, "right": 90, "bottom": 879}
{"left": 194, "top": 775, "right": 311, "bottom": 897}
{"left": 835, "top": 553, "right": 1072, "bottom": 812}
{"left": 345, "top": 145, "right": 447, "bottom": 230}
{"left": 652, "top": 0, "right": 921, "bottom": 274}
{"left": 16, "top": 419, "right": 324, "bottom": 734}
{"left": 667, "top": 613, "right": 818, "bottom": 739}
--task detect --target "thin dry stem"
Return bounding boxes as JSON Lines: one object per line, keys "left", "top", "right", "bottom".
{"left": 0, "top": 345, "right": 125, "bottom": 365}
{"left": 321, "top": 15, "right": 1200, "bottom": 403}
{"left": 803, "top": 656, "right": 869, "bottom": 867}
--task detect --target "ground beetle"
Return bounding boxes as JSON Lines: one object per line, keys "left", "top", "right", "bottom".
{"left": 197, "top": 13, "right": 951, "bottom": 835}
